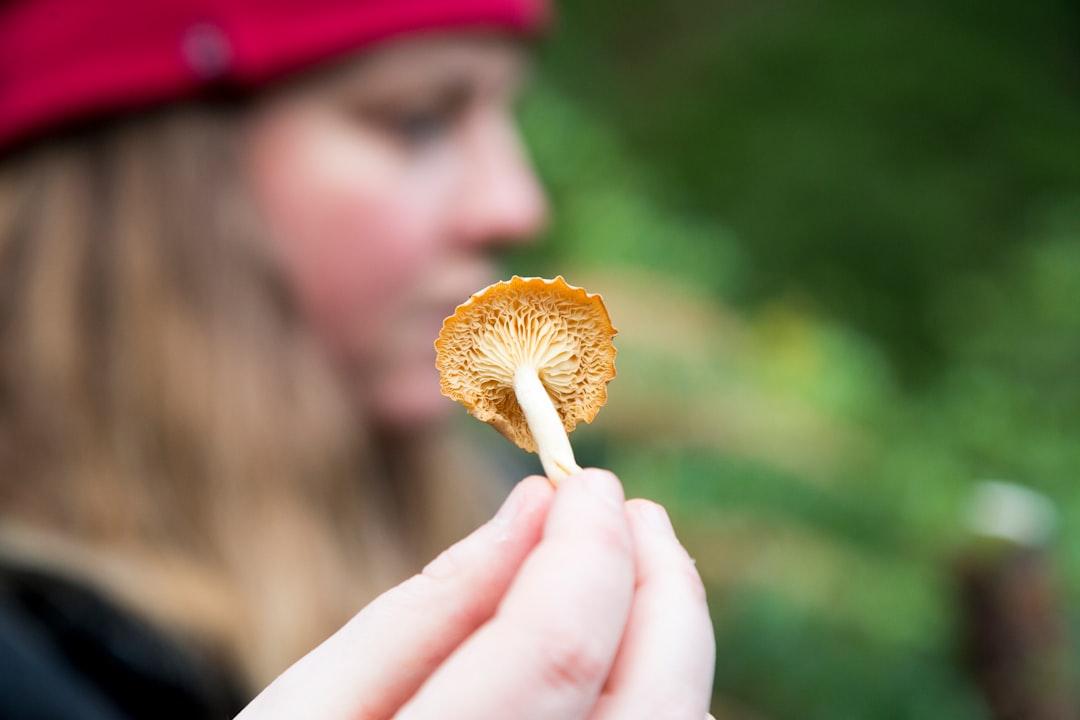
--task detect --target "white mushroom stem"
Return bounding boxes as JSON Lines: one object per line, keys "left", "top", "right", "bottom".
{"left": 513, "top": 365, "right": 582, "bottom": 485}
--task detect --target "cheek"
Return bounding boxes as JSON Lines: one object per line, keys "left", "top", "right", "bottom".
{"left": 301, "top": 186, "right": 424, "bottom": 337}
{"left": 249, "top": 122, "right": 439, "bottom": 357}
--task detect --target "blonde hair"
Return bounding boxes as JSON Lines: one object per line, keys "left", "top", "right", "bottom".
{"left": 0, "top": 104, "right": 497, "bottom": 687}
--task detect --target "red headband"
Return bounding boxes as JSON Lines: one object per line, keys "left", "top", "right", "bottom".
{"left": 0, "top": 0, "right": 549, "bottom": 151}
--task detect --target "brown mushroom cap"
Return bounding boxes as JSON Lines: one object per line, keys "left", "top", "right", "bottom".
{"left": 435, "top": 276, "right": 617, "bottom": 452}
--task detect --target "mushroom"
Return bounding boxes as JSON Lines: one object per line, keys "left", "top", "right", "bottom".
{"left": 435, "top": 276, "right": 617, "bottom": 484}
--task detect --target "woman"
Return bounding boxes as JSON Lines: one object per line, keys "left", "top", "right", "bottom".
{"left": 0, "top": 1, "right": 716, "bottom": 717}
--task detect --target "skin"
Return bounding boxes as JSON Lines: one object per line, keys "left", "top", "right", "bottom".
{"left": 241, "top": 34, "right": 715, "bottom": 719}
{"left": 245, "top": 34, "right": 547, "bottom": 427}
{"left": 238, "top": 471, "right": 716, "bottom": 720}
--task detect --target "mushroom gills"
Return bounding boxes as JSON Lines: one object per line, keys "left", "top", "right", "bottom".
{"left": 434, "top": 276, "right": 617, "bottom": 486}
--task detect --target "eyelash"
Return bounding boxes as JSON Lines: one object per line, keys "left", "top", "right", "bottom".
{"left": 388, "top": 107, "right": 453, "bottom": 146}
{"left": 357, "top": 86, "right": 473, "bottom": 149}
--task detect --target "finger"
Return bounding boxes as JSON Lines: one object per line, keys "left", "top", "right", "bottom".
{"left": 397, "top": 469, "right": 636, "bottom": 720}
{"left": 589, "top": 500, "right": 715, "bottom": 720}
{"left": 237, "top": 475, "right": 555, "bottom": 720}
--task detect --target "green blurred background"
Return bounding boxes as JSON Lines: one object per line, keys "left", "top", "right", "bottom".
{"left": 502, "top": 0, "right": 1080, "bottom": 716}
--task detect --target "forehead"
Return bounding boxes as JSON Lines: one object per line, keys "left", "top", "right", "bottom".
{"left": 295, "top": 32, "right": 529, "bottom": 99}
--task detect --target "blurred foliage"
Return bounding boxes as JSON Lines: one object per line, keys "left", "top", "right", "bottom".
{"left": 506, "top": 0, "right": 1080, "bottom": 717}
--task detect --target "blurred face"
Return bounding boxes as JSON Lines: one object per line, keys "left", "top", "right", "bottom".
{"left": 243, "top": 34, "right": 547, "bottom": 428}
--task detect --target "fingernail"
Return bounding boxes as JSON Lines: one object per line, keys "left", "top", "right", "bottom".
{"left": 578, "top": 469, "right": 624, "bottom": 509}
{"left": 492, "top": 482, "right": 525, "bottom": 529}
{"left": 637, "top": 501, "right": 675, "bottom": 535}
{"left": 422, "top": 548, "right": 457, "bottom": 579}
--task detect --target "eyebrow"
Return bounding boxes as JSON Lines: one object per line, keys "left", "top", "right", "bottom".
{"left": 359, "top": 73, "right": 476, "bottom": 109}
{"left": 348, "top": 78, "right": 478, "bottom": 132}
{"left": 339, "top": 45, "right": 526, "bottom": 105}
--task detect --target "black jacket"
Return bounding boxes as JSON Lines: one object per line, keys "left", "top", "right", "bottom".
{"left": 0, "top": 560, "right": 248, "bottom": 719}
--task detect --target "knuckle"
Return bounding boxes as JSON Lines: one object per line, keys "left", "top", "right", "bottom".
{"left": 536, "top": 633, "right": 612, "bottom": 692}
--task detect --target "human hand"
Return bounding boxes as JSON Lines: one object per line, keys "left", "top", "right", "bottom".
{"left": 236, "top": 469, "right": 715, "bottom": 720}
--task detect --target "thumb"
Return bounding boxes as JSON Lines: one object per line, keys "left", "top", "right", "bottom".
{"left": 237, "top": 475, "right": 555, "bottom": 720}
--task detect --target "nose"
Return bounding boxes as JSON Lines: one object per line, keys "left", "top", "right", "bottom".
{"left": 450, "top": 111, "right": 549, "bottom": 250}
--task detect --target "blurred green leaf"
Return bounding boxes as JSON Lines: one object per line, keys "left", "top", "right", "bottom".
{"left": 510, "top": 0, "right": 1080, "bottom": 715}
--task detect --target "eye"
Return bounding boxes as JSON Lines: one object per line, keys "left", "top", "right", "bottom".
{"left": 355, "top": 82, "right": 472, "bottom": 149}
{"left": 388, "top": 107, "right": 453, "bottom": 146}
